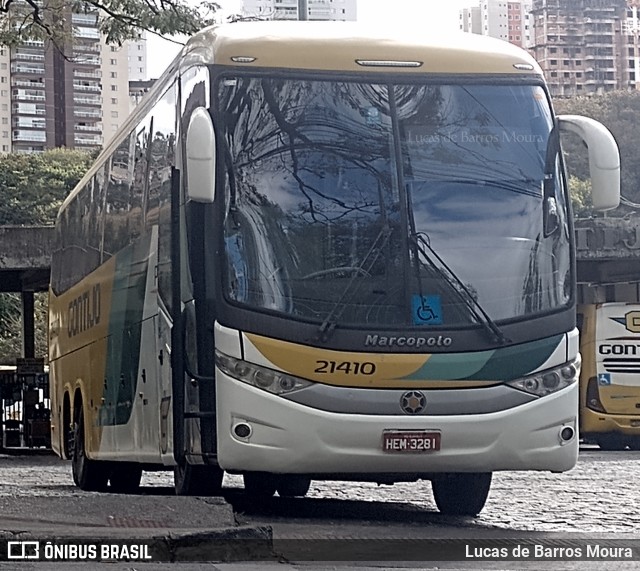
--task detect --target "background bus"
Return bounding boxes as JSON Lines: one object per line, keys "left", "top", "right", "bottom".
{"left": 49, "top": 21, "right": 620, "bottom": 516}
{"left": 578, "top": 303, "right": 640, "bottom": 450}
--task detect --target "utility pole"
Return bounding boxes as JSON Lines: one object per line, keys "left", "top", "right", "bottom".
{"left": 298, "top": 0, "right": 308, "bottom": 20}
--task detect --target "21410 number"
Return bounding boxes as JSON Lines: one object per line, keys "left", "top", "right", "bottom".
{"left": 314, "top": 360, "right": 377, "bottom": 375}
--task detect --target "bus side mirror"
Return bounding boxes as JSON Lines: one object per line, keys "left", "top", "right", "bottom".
{"left": 186, "top": 107, "right": 216, "bottom": 203}
{"left": 557, "top": 114, "right": 620, "bottom": 212}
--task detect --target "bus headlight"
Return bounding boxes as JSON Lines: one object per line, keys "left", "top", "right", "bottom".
{"left": 215, "top": 351, "right": 311, "bottom": 395}
{"left": 506, "top": 355, "right": 581, "bottom": 397}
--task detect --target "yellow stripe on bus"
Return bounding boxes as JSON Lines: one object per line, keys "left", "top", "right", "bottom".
{"left": 245, "top": 333, "right": 499, "bottom": 389}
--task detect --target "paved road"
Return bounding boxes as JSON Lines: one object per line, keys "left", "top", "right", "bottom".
{"left": 0, "top": 447, "right": 638, "bottom": 569}
{"left": 133, "top": 447, "right": 639, "bottom": 535}
{"left": 1, "top": 447, "right": 639, "bottom": 533}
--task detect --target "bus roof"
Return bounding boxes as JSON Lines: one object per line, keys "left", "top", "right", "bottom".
{"left": 183, "top": 20, "right": 543, "bottom": 76}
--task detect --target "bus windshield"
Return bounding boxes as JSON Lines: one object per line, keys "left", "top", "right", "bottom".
{"left": 216, "top": 76, "right": 571, "bottom": 330}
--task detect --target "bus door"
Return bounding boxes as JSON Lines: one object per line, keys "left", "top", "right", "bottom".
{"left": 133, "top": 227, "right": 162, "bottom": 460}
{"left": 157, "top": 304, "right": 174, "bottom": 463}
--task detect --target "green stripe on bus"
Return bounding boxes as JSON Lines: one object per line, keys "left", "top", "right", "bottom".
{"left": 99, "top": 233, "right": 151, "bottom": 426}
{"left": 403, "top": 335, "right": 564, "bottom": 382}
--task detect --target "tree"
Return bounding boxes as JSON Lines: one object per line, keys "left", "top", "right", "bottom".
{"left": 554, "top": 91, "right": 640, "bottom": 215}
{"left": 0, "top": 148, "right": 92, "bottom": 362}
{"left": 0, "top": 0, "right": 220, "bottom": 49}
{"left": 0, "top": 148, "right": 93, "bottom": 225}
{"left": 0, "top": 293, "right": 47, "bottom": 364}
{"left": 568, "top": 175, "right": 592, "bottom": 218}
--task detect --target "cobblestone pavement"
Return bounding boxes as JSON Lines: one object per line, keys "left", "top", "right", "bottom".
{"left": 0, "top": 448, "right": 639, "bottom": 569}
{"left": 0, "top": 446, "right": 638, "bottom": 534}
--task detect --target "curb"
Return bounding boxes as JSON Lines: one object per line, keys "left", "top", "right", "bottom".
{"left": 0, "top": 525, "right": 276, "bottom": 563}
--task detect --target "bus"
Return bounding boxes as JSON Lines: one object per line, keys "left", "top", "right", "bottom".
{"left": 48, "top": 21, "right": 620, "bottom": 515}
{"left": 578, "top": 303, "right": 640, "bottom": 451}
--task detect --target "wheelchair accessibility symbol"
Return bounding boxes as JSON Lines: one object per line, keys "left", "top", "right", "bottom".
{"left": 598, "top": 373, "right": 611, "bottom": 386}
{"left": 412, "top": 295, "right": 443, "bottom": 325}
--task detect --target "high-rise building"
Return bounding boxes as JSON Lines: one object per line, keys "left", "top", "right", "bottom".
{"left": 101, "top": 42, "right": 133, "bottom": 147}
{"left": 629, "top": 1, "right": 640, "bottom": 90}
{"left": 459, "top": 6, "right": 482, "bottom": 36}
{"left": 460, "top": 0, "right": 640, "bottom": 97}
{"left": 128, "top": 34, "right": 148, "bottom": 82}
{"left": 0, "top": 46, "right": 14, "bottom": 153}
{"left": 530, "top": 0, "right": 630, "bottom": 97}
{"left": 0, "top": 7, "right": 138, "bottom": 154}
{"left": 242, "top": 0, "right": 356, "bottom": 21}
{"left": 459, "top": 1, "right": 533, "bottom": 48}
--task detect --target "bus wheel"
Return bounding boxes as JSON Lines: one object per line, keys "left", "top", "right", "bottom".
{"left": 431, "top": 472, "right": 492, "bottom": 516}
{"left": 109, "top": 464, "right": 143, "bottom": 493}
{"left": 243, "top": 472, "right": 278, "bottom": 498}
{"left": 71, "top": 406, "right": 108, "bottom": 492}
{"left": 276, "top": 475, "right": 311, "bottom": 498}
{"left": 174, "top": 462, "right": 224, "bottom": 496}
{"left": 596, "top": 436, "right": 627, "bottom": 451}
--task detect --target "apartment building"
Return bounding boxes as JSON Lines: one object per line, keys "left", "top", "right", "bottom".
{"left": 0, "top": 47, "right": 12, "bottom": 153}
{"left": 242, "top": 0, "right": 356, "bottom": 21}
{"left": 128, "top": 35, "right": 148, "bottom": 82}
{"left": 0, "top": 7, "right": 139, "bottom": 154}
{"left": 459, "top": 1, "right": 533, "bottom": 48}
{"left": 460, "top": 6, "right": 482, "bottom": 36}
{"left": 530, "top": 0, "right": 630, "bottom": 97}
{"left": 101, "top": 42, "right": 133, "bottom": 147}
{"left": 459, "top": 0, "right": 640, "bottom": 97}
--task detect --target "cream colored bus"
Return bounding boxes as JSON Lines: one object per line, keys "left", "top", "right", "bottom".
{"left": 49, "top": 21, "right": 620, "bottom": 515}
{"left": 578, "top": 303, "right": 640, "bottom": 450}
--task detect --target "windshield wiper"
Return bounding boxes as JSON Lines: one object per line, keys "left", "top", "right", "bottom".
{"left": 410, "top": 230, "right": 510, "bottom": 346}
{"left": 404, "top": 180, "right": 509, "bottom": 346}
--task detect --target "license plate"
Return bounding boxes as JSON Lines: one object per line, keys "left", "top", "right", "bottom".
{"left": 382, "top": 430, "right": 441, "bottom": 453}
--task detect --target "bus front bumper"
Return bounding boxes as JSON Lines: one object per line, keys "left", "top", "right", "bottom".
{"left": 216, "top": 374, "right": 579, "bottom": 475}
{"left": 581, "top": 408, "right": 640, "bottom": 438}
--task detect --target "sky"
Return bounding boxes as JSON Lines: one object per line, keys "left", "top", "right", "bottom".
{"left": 146, "top": 0, "right": 473, "bottom": 78}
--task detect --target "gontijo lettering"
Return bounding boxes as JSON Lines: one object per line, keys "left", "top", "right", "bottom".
{"left": 598, "top": 343, "right": 640, "bottom": 355}
{"left": 67, "top": 284, "right": 101, "bottom": 338}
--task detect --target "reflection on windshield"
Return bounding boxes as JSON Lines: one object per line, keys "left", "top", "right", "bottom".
{"left": 216, "top": 76, "right": 571, "bottom": 331}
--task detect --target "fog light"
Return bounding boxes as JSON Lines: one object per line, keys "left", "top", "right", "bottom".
{"left": 560, "top": 426, "right": 575, "bottom": 442}
{"left": 233, "top": 423, "right": 252, "bottom": 439}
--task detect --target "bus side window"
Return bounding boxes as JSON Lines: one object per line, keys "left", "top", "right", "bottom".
{"left": 155, "top": 82, "right": 178, "bottom": 314}
{"left": 103, "top": 133, "right": 134, "bottom": 258}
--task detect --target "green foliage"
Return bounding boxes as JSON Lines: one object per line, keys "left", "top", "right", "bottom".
{"left": 96, "top": 0, "right": 220, "bottom": 46}
{"left": 568, "top": 176, "right": 593, "bottom": 218}
{"left": 0, "top": 149, "right": 88, "bottom": 361}
{"left": 0, "top": 148, "right": 92, "bottom": 225}
{"left": 0, "top": 0, "right": 220, "bottom": 49}
{"left": 0, "top": 293, "right": 48, "bottom": 364}
{"left": 554, "top": 91, "right": 640, "bottom": 215}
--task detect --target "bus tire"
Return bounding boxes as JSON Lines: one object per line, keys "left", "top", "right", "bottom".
{"left": 276, "top": 475, "right": 311, "bottom": 498}
{"left": 627, "top": 439, "right": 640, "bottom": 451}
{"left": 109, "top": 464, "right": 143, "bottom": 493}
{"left": 596, "top": 436, "right": 627, "bottom": 451}
{"left": 71, "top": 406, "right": 108, "bottom": 492}
{"left": 431, "top": 472, "right": 492, "bottom": 516}
{"left": 243, "top": 472, "right": 278, "bottom": 498}
{"left": 174, "top": 462, "right": 224, "bottom": 496}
